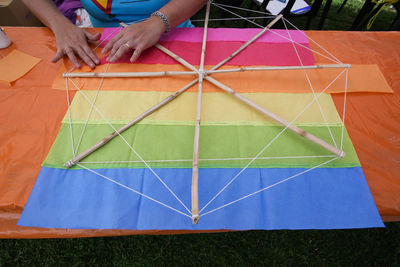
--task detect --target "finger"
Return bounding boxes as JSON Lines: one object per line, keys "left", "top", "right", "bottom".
{"left": 75, "top": 46, "right": 96, "bottom": 69}
{"left": 130, "top": 47, "right": 142, "bottom": 63}
{"left": 102, "top": 34, "right": 122, "bottom": 54}
{"left": 85, "top": 31, "right": 101, "bottom": 42}
{"left": 51, "top": 50, "right": 64, "bottom": 63}
{"left": 65, "top": 47, "right": 81, "bottom": 68}
{"left": 107, "top": 40, "right": 128, "bottom": 61}
{"left": 108, "top": 43, "right": 131, "bottom": 62}
{"left": 82, "top": 44, "right": 100, "bottom": 65}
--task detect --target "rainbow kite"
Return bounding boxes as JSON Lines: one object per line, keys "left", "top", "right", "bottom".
{"left": 19, "top": 12, "right": 383, "bottom": 230}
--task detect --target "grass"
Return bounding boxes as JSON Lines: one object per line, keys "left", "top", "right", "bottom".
{"left": 1, "top": 223, "right": 399, "bottom": 265}
{"left": 0, "top": 0, "right": 399, "bottom": 265}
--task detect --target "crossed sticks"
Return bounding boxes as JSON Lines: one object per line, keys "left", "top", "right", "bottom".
{"left": 63, "top": 12, "right": 347, "bottom": 224}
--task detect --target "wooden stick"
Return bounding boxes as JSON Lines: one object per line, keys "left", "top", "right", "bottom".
{"left": 191, "top": 1, "right": 211, "bottom": 224}
{"left": 65, "top": 22, "right": 200, "bottom": 168}
{"left": 155, "top": 15, "right": 283, "bottom": 74}
{"left": 206, "top": 64, "right": 352, "bottom": 74}
{"left": 212, "top": 14, "right": 283, "bottom": 70}
{"left": 155, "top": 43, "right": 198, "bottom": 72}
{"left": 156, "top": 15, "right": 282, "bottom": 73}
{"left": 64, "top": 79, "right": 199, "bottom": 168}
{"left": 154, "top": 17, "right": 345, "bottom": 158}
{"left": 155, "top": 13, "right": 283, "bottom": 225}
{"left": 204, "top": 76, "right": 346, "bottom": 158}
{"left": 63, "top": 71, "right": 198, "bottom": 78}
{"left": 63, "top": 64, "right": 351, "bottom": 79}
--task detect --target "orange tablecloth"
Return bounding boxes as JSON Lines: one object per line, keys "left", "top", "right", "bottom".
{"left": 0, "top": 28, "right": 399, "bottom": 238}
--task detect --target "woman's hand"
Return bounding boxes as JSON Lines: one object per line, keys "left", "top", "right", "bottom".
{"left": 102, "top": 16, "right": 166, "bottom": 63}
{"left": 52, "top": 21, "right": 101, "bottom": 69}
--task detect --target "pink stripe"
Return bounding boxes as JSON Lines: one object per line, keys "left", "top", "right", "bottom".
{"left": 101, "top": 27, "right": 310, "bottom": 44}
{"left": 100, "top": 41, "right": 315, "bottom": 66}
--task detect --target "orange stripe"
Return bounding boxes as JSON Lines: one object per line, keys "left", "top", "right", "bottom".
{"left": 53, "top": 63, "right": 393, "bottom": 94}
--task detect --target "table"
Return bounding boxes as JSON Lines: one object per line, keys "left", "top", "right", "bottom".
{"left": 0, "top": 27, "right": 399, "bottom": 238}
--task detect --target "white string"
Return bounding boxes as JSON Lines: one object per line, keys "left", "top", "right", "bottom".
{"left": 212, "top": 2, "right": 341, "bottom": 64}
{"left": 340, "top": 69, "right": 349, "bottom": 150}
{"left": 65, "top": 27, "right": 121, "bottom": 74}
{"left": 64, "top": 18, "right": 150, "bottom": 75}
{"left": 268, "top": 30, "right": 341, "bottom": 64}
{"left": 64, "top": 27, "right": 119, "bottom": 158}
{"left": 77, "top": 163, "right": 192, "bottom": 218}
{"left": 60, "top": 7, "right": 350, "bottom": 223}
{"left": 192, "top": 16, "right": 274, "bottom": 22}
{"left": 213, "top": 3, "right": 273, "bottom": 16}
{"left": 282, "top": 19, "right": 338, "bottom": 148}
{"left": 67, "top": 78, "right": 191, "bottom": 215}
{"left": 80, "top": 155, "right": 336, "bottom": 165}
{"left": 282, "top": 17, "right": 343, "bottom": 64}
{"left": 212, "top": 3, "right": 342, "bottom": 65}
{"left": 212, "top": 2, "right": 264, "bottom": 28}
{"left": 281, "top": 18, "right": 349, "bottom": 152}
{"left": 199, "top": 68, "right": 346, "bottom": 214}
{"left": 74, "top": 63, "right": 110, "bottom": 155}
{"left": 200, "top": 156, "right": 339, "bottom": 217}
{"left": 65, "top": 78, "right": 76, "bottom": 158}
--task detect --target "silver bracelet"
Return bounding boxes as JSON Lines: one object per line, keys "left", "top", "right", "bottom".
{"left": 151, "top": 11, "right": 171, "bottom": 33}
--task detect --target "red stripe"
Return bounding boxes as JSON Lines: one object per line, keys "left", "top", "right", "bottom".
{"left": 99, "top": 41, "right": 316, "bottom": 66}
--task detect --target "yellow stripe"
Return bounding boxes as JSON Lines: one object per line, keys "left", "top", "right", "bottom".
{"left": 64, "top": 91, "right": 342, "bottom": 126}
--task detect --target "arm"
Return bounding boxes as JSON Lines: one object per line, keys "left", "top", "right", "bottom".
{"left": 103, "top": 0, "right": 208, "bottom": 63}
{"left": 22, "top": 0, "right": 100, "bottom": 68}
{"left": 159, "top": 0, "right": 208, "bottom": 28}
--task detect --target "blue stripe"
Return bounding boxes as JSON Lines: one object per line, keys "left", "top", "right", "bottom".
{"left": 18, "top": 167, "right": 383, "bottom": 230}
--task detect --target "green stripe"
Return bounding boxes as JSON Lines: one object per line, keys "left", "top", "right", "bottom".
{"left": 44, "top": 123, "right": 360, "bottom": 169}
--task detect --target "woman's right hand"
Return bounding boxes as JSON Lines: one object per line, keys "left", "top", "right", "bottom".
{"left": 52, "top": 21, "right": 101, "bottom": 69}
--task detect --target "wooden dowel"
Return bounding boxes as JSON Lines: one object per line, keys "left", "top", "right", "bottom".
{"left": 64, "top": 79, "right": 199, "bottom": 168}
{"left": 63, "top": 71, "right": 198, "bottom": 78}
{"left": 65, "top": 22, "right": 201, "bottom": 168}
{"left": 212, "top": 14, "right": 283, "bottom": 70}
{"left": 206, "top": 64, "right": 352, "bottom": 74}
{"left": 204, "top": 76, "right": 346, "bottom": 158}
{"left": 191, "top": 1, "right": 211, "bottom": 224}
{"left": 154, "top": 26, "right": 346, "bottom": 158}
{"left": 155, "top": 43, "right": 198, "bottom": 72}
{"left": 155, "top": 14, "right": 283, "bottom": 74}
{"left": 63, "top": 64, "right": 351, "bottom": 79}
{"left": 155, "top": 14, "right": 282, "bottom": 225}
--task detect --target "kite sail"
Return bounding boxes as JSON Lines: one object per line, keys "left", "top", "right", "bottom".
{"left": 18, "top": 7, "right": 384, "bottom": 230}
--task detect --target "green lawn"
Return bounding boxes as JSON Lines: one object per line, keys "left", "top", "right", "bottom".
{"left": 0, "top": 1, "right": 399, "bottom": 265}
{"left": 1, "top": 223, "right": 399, "bottom": 265}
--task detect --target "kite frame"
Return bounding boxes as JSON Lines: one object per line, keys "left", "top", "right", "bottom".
{"left": 61, "top": 0, "right": 351, "bottom": 225}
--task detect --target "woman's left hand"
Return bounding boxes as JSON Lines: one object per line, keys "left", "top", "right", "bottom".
{"left": 102, "top": 16, "right": 166, "bottom": 63}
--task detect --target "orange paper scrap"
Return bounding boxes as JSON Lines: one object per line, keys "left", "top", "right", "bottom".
{"left": 0, "top": 49, "right": 41, "bottom": 86}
